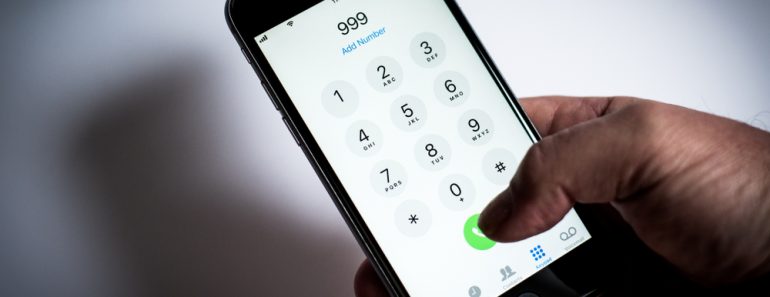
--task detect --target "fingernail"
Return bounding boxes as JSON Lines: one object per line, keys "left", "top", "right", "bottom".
{"left": 478, "top": 190, "right": 512, "bottom": 237}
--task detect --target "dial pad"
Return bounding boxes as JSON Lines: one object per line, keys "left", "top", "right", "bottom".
{"left": 323, "top": 32, "right": 521, "bottom": 238}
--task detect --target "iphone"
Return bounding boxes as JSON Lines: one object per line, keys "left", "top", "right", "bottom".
{"left": 226, "top": 1, "right": 597, "bottom": 296}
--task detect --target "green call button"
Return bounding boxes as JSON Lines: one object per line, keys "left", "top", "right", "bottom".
{"left": 464, "top": 214, "right": 496, "bottom": 250}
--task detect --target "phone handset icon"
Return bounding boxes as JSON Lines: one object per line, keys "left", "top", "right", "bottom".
{"left": 464, "top": 214, "right": 496, "bottom": 250}
{"left": 472, "top": 226, "right": 488, "bottom": 238}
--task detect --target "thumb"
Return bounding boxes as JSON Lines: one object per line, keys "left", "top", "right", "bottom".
{"left": 479, "top": 97, "right": 661, "bottom": 242}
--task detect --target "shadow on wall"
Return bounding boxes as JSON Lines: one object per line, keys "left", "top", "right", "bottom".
{"left": 72, "top": 58, "right": 356, "bottom": 297}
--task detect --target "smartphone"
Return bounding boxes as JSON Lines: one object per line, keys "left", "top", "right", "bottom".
{"left": 226, "top": 1, "right": 597, "bottom": 296}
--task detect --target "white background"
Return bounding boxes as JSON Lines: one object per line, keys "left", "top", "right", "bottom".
{"left": 1, "top": 1, "right": 769, "bottom": 296}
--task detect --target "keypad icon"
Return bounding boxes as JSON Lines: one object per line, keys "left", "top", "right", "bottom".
{"left": 530, "top": 245, "right": 546, "bottom": 261}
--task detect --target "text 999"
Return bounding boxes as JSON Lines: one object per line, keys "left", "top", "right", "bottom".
{"left": 338, "top": 12, "right": 368, "bottom": 35}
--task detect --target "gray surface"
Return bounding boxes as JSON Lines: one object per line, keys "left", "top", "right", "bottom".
{"left": 1, "top": 1, "right": 769, "bottom": 296}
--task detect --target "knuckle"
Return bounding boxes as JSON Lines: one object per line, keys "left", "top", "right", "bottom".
{"left": 622, "top": 101, "right": 669, "bottom": 145}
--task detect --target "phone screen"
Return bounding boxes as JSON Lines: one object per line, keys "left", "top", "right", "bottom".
{"left": 256, "top": 0, "right": 590, "bottom": 295}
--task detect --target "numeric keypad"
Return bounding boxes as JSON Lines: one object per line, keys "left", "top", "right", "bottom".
{"left": 323, "top": 32, "right": 516, "bottom": 240}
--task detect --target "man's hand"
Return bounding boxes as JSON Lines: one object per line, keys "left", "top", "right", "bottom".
{"left": 355, "top": 96, "right": 770, "bottom": 296}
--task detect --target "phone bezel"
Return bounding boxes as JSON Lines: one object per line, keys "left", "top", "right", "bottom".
{"left": 225, "top": 1, "right": 600, "bottom": 296}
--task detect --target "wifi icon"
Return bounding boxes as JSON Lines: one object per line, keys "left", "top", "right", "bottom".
{"left": 287, "top": 21, "right": 294, "bottom": 27}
